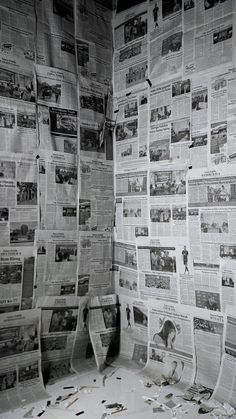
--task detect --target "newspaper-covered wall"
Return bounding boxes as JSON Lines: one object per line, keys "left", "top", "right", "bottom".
{"left": 113, "top": 0, "right": 236, "bottom": 404}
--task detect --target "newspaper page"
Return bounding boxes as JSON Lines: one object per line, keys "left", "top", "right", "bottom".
{"left": 220, "top": 259, "right": 236, "bottom": 311}
{"left": 184, "top": 14, "right": 235, "bottom": 76}
{"left": 186, "top": 307, "right": 225, "bottom": 397}
{"left": 76, "top": 0, "right": 113, "bottom": 50}
{"left": 188, "top": 166, "right": 236, "bottom": 261}
{"left": 183, "top": 0, "right": 235, "bottom": 32}
{"left": 39, "top": 151, "right": 78, "bottom": 231}
{"left": 115, "top": 169, "right": 148, "bottom": 242}
{"left": 144, "top": 300, "right": 195, "bottom": 390}
{"left": 89, "top": 294, "right": 120, "bottom": 371}
{"left": 72, "top": 297, "right": 96, "bottom": 373}
{"left": 78, "top": 231, "right": 113, "bottom": 296}
{"left": 36, "top": 296, "right": 79, "bottom": 384}
{"left": 113, "top": 3, "right": 148, "bottom": 93}
{"left": 0, "top": 97, "right": 37, "bottom": 154}
{"left": 36, "top": 0, "right": 76, "bottom": 73}
{"left": 35, "top": 230, "right": 77, "bottom": 298}
{"left": 0, "top": 246, "right": 36, "bottom": 313}
{"left": 0, "top": 154, "right": 38, "bottom": 248}
{"left": 150, "top": 165, "right": 187, "bottom": 238}
{"left": 115, "top": 86, "right": 148, "bottom": 171}
{"left": 149, "top": 79, "right": 191, "bottom": 167}
{"left": 138, "top": 238, "right": 192, "bottom": 303}
{"left": 79, "top": 157, "right": 114, "bottom": 232}
{"left": 210, "top": 66, "right": 236, "bottom": 165}
{"left": 0, "top": 4, "right": 35, "bottom": 63}
{"left": 189, "top": 75, "right": 209, "bottom": 168}
{"left": 76, "top": 37, "right": 113, "bottom": 85}
{"left": 0, "top": 309, "right": 48, "bottom": 413}
{"left": 213, "top": 307, "right": 236, "bottom": 408}
{"left": 117, "top": 295, "right": 148, "bottom": 370}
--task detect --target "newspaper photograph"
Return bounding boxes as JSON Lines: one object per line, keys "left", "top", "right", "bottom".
{"left": 150, "top": 166, "right": 187, "bottom": 205}
{"left": 0, "top": 309, "right": 48, "bottom": 413}
{"left": 144, "top": 300, "right": 195, "bottom": 389}
{"left": 0, "top": 246, "right": 36, "bottom": 313}
{"left": 72, "top": 297, "right": 96, "bottom": 373}
{"left": 193, "top": 260, "right": 221, "bottom": 311}
{"left": 116, "top": 170, "right": 147, "bottom": 197}
{"left": 78, "top": 231, "right": 113, "bottom": 296}
{"left": 116, "top": 295, "right": 148, "bottom": 370}
{"left": 150, "top": 203, "right": 187, "bottom": 238}
{"left": 114, "top": 4, "right": 148, "bottom": 50}
{"left": 0, "top": 60, "right": 35, "bottom": 104}
{"left": 36, "top": 296, "right": 79, "bottom": 384}
{"left": 213, "top": 307, "right": 236, "bottom": 408}
{"left": 89, "top": 294, "right": 120, "bottom": 371}
{"left": 79, "top": 76, "right": 105, "bottom": 125}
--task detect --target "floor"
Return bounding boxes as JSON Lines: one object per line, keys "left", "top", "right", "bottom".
{"left": 0, "top": 367, "right": 234, "bottom": 419}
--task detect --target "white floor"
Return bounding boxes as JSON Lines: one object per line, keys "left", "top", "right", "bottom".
{"left": 1, "top": 367, "right": 234, "bottom": 419}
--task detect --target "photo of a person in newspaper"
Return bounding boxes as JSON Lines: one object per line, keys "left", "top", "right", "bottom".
{"left": 150, "top": 248, "right": 176, "bottom": 273}
{"left": 149, "top": 139, "right": 170, "bottom": 162}
{"left": 124, "top": 13, "right": 147, "bottom": 44}
{"left": 150, "top": 170, "right": 186, "bottom": 196}
{"left": 49, "top": 309, "right": 77, "bottom": 332}
{"left": 0, "top": 371, "right": 17, "bottom": 391}
{"left": 201, "top": 212, "right": 228, "bottom": 234}
{"left": 153, "top": 319, "right": 178, "bottom": 349}
{"left": 0, "top": 324, "right": 38, "bottom": 358}
{"left": 162, "top": 32, "right": 182, "bottom": 56}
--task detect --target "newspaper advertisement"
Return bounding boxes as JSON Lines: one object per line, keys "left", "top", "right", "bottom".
{"left": 187, "top": 308, "right": 225, "bottom": 396}
{"left": 0, "top": 97, "right": 37, "bottom": 154}
{"left": 79, "top": 157, "right": 113, "bottom": 232}
{"left": 72, "top": 297, "right": 96, "bottom": 373}
{"left": 0, "top": 309, "right": 48, "bottom": 413}
{"left": 0, "top": 246, "right": 36, "bottom": 313}
{"left": 35, "top": 230, "right": 78, "bottom": 297}
{"left": 39, "top": 151, "right": 78, "bottom": 231}
{"left": 189, "top": 75, "right": 208, "bottom": 168}
{"left": 0, "top": 154, "right": 38, "bottom": 248}
{"left": 210, "top": 66, "right": 236, "bottom": 165}
{"left": 213, "top": 307, "right": 236, "bottom": 408}
{"left": 184, "top": 14, "right": 235, "bottom": 76}
{"left": 144, "top": 300, "right": 195, "bottom": 389}
{"left": 117, "top": 295, "right": 148, "bottom": 370}
{"left": 188, "top": 166, "right": 236, "bottom": 260}
{"left": 77, "top": 37, "right": 113, "bottom": 85}
{"left": 220, "top": 259, "right": 236, "bottom": 311}
{"left": 113, "top": 4, "right": 148, "bottom": 92}
{"left": 36, "top": 296, "right": 79, "bottom": 384}
{"left": 76, "top": 0, "right": 113, "bottom": 50}
{"left": 149, "top": 79, "right": 191, "bottom": 166}
{"left": 138, "top": 238, "right": 192, "bottom": 303}
{"left": 115, "top": 87, "right": 148, "bottom": 170}
{"left": 89, "top": 294, "right": 120, "bottom": 371}
{"left": 36, "top": 0, "right": 76, "bottom": 73}
{"left": 78, "top": 231, "right": 113, "bottom": 296}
